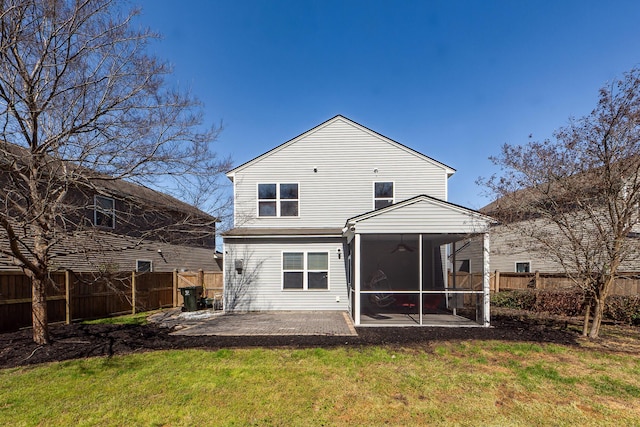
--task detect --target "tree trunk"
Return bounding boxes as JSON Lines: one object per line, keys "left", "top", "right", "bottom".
{"left": 588, "top": 294, "right": 606, "bottom": 339}
{"left": 582, "top": 301, "right": 591, "bottom": 337}
{"left": 31, "top": 275, "right": 50, "bottom": 345}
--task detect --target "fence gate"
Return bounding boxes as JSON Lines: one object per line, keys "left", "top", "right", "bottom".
{"left": 176, "top": 271, "right": 223, "bottom": 309}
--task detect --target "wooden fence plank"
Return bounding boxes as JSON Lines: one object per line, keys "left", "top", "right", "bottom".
{"left": 0, "top": 270, "right": 221, "bottom": 332}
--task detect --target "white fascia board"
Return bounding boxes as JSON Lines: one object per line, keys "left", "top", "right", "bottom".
{"left": 223, "top": 233, "right": 343, "bottom": 239}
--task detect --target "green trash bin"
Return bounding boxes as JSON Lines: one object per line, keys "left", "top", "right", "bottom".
{"left": 179, "top": 286, "right": 203, "bottom": 312}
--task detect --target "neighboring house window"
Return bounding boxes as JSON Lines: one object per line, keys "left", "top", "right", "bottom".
{"left": 282, "top": 252, "right": 329, "bottom": 290}
{"left": 94, "top": 195, "right": 115, "bottom": 228}
{"left": 258, "top": 183, "right": 299, "bottom": 217}
{"left": 374, "top": 182, "right": 394, "bottom": 209}
{"left": 515, "top": 262, "right": 530, "bottom": 273}
{"left": 457, "top": 259, "right": 470, "bottom": 273}
{"left": 136, "top": 260, "right": 152, "bottom": 272}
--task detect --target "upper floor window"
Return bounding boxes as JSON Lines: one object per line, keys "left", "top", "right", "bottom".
{"left": 258, "top": 183, "right": 299, "bottom": 217}
{"left": 94, "top": 195, "right": 115, "bottom": 228}
{"left": 374, "top": 182, "right": 394, "bottom": 210}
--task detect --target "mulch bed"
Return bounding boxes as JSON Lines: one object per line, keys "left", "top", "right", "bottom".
{"left": 0, "top": 310, "right": 589, "bottom": 369}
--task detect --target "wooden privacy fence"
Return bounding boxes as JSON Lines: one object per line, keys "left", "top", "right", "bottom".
{"left": 447, "top": 271, "right": 640, "bottom": 296}
{"left": 0, "top": 270, "right": 223, "bottom": 332}
{"left": 176, "top": 270, "right": 223, "bottom": 308}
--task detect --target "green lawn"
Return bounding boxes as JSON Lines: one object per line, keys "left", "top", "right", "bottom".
{"left": 2, "top": 341, "right": 639, "bottom": 426}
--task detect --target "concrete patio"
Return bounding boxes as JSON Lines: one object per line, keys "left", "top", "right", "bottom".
{"left": 148, "top": 309, "right": 358, "bottom": 337}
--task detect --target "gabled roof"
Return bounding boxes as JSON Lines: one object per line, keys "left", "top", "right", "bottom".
{"left": 344, "top": 195, "right": 494, "bottom": 237}
{"left": 226, "top": 115, "right": 456, "bottom": 180}
{"left": 348, "top": 194, "right": 490, "bottom": 223}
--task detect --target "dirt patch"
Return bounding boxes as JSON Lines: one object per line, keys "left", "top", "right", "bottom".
{"left": 1, "top": 309, "right": 637, "bottom": 369}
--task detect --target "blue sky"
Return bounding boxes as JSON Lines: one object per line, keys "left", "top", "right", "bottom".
{"left": 135, "top": 0, "right": 640, "bottom": 209}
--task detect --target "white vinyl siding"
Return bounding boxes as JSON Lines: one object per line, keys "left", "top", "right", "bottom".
{"left": 232, "top": 118, "right": 450, "bottom": 228}
{"left": 224, "top": 238, "right": 347, "bottom": 311}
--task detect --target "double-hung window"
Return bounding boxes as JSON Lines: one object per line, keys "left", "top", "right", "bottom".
{"left": 258, "top": 183, "right": 299, "bottom": 217}
{"left": 374, "top": 182, "right": 394, "bottom": 209}
{"left": 282, "top": 252, "right": 329, "bottom": 290}
{"left": 94, "top": 195, "right": 115, "bottom": 228}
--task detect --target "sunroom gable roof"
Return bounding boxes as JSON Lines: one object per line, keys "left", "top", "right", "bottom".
{"left": 344, "top": 195, "right": 493, "bottom": 236}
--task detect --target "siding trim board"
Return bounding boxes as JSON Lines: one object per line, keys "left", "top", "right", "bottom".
{"left": 224, "top": 228, "right": 343, "bottom": 239}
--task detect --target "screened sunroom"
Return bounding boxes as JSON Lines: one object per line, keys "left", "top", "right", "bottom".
{"left": 343, "top": 196, "right": 492, "bottom": 327}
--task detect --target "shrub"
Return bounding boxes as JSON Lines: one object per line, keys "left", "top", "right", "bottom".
{"left": 532, "top": 290, "right": 584, "bottom": 316}
{"left": 492, "top": 290, "right": 640, "bottom": 324}
{"left": 604, "top": 295, "right": 640, "bottom": 325}
{"left": 491, "top": 290, "right": 536, "bottom": 310}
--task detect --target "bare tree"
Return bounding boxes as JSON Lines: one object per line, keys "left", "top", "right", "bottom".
{"left": 481, "top": 68, "right": 640, "bottom": 338}
{"left": 0, "top": 0, "right": 231, "bottom": 344}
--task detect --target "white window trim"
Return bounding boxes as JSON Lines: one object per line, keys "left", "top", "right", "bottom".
{"left": 136, "top": 259, "right": 153, "bottom": 272}
{"left": 515, "top": 261, "right": 531, "bottom": 273}
{"left": 373, "top": 181, "right": 395, "bottom": 210}
{"left": 94, "top": 195, "right": 115, "bottom": 229}
{"left": 257, "top": 182, "right": 300, "bottom": 218}
{"left": 281, "top": 250, "right": 330, "bottom": 291}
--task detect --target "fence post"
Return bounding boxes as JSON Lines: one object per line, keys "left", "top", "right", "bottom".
{"left": 198, "top": 269, "right": 205, "bottom": 296}
{"left": 494, "top": 270, "right": 500, "bottom": 293}
{"left": 65, "top": 270, "right": 71, "bottom": 325}
{"left": 131, "top": 271, "right": 136, "bottom": 315}
{"left": 534, "top": 270, "right": 540, "bottom": 289}
{"left": 173, "top": 269, "right": 178, "bottom": 307}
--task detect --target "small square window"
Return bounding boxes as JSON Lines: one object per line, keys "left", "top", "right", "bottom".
{"left": 136, "top": 260, "right": 152, "bottom": 272}
{"left": 457, "top": 259, "right": 470, "bottom": 273}
{"left": 515, "top": 262, "right": 530, "bottom": 273}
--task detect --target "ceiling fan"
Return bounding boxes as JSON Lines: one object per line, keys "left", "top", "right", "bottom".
{"left": 391, "top": 235, "right": 415, "bottom": 253}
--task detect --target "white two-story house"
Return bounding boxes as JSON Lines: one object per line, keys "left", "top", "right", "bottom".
{"left": 223, "top": 116, "right": 492, "bottom": 327}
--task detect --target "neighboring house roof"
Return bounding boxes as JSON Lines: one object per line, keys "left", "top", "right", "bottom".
{"left": 481, "top": 156, "right": 640, "bottom": 219}
{"left": 225, "top": 115, "right": 456, "bottom": 181}
{"left": 0, "top": 228, "right": 219, "bottom": 272}
{"left": 94, "top": 177, "right": 217, "bottom": 222}
{"left": 0, "top": 141, "right": 216, "bottom": 222}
